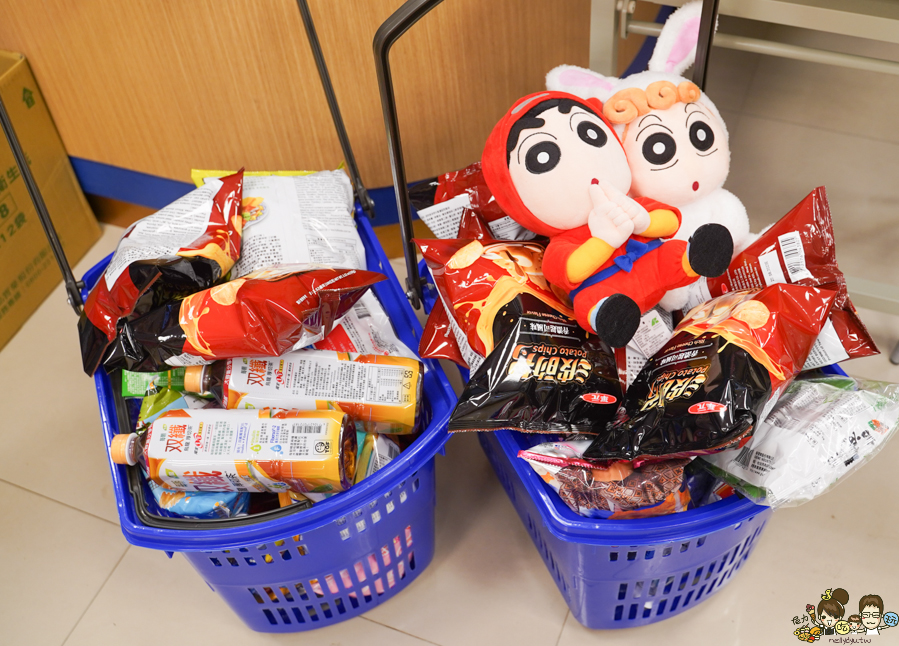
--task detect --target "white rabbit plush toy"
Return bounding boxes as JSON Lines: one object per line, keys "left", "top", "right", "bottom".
{"left": 546, "top": 1, "right": 751, "bottom": 311}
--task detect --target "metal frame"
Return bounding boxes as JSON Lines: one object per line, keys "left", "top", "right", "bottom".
{"left": 373, "top": 0, "right": 445, "bottom": 310}
{"left": 0, "top": 0, "right": 374, "bottom": 318}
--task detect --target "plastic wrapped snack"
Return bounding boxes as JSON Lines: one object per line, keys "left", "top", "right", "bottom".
{"left": 191, "top": 169, "right": 365, "bottom": 276}
{"left": 136, "top": 388, "right": 209, "bottom": 427}
{"left": 584, "top": 284, "right": 837, "bottom": 463}
{"left": 416, "top": 237, "right": 573, "bottom": 373}
{"left": 409, "top": 162, "right": 536, "bottom": 241}
{"left": 148, "top": 480, "right": 250, "bottom": 519}
{"left": 518, "top": 439, "right": 708, "bottom": 519}
{"left": 183, "top": 350, "right": 422, "bottom": 434}
{"left": 99, "top": 265, "right": 384, "bottom": 372}
{"left": 680, "top": 187, "right": 877, "bottom": 369}
{"left": 79, "top": 171, "right": 244, "bottom": 375}
{"left": 449, "top": 298, "right": 620, "bottom": 434}
{"left": 354, "top": 433, "right": 401, "bottom": 484}
{"left": 701, "top": 376, "right": 899, "bottom": 507}
{"left": 313, "top": 291, "right": 417, "bottom": 360}
{"left": 111, "top": 408, "right": 357, "bottom": 495}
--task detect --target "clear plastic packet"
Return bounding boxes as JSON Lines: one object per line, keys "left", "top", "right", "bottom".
{"left": 191, "top": 169, "right": 365, "bottom": 277}
{"left": 354, "top": 433, "right": 401, "bottom": 484}
{"left": 147, "top": 480, "right": 250, "bottom": 519}
{"left": 79, "top": 171, "right": 244, "bottom": 375}
{"left": 700, "top": 376, "right": 899, "bottom": 507}
{"left": 518, "top": 438, "right": 706, "bottom": 519}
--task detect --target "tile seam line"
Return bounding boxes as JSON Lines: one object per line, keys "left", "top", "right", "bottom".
{"left": 60, "top": 545, "right": 130, "bottom": 646}
{"left": 359, "top": 615, "right": 445, "bottom": 646}
{"left": 0, "top": 477, "right": 119, "bottom": 527}
{"left": 554, "top": 609, "right": 570, "bottom": 646}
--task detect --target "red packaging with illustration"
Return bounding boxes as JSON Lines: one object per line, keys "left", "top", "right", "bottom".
{"left": 415, "top": 236, "right": 573, "bottom": 373}
{"left": 79, "top": 171, "right": 245, "bottom": 375}
{"left": 682, "top": 187, "right": 876, "bottom": 369}
{"left": 584, "top": 284, "right": 837, "bottom": 463}
{"left": 100, "top": 265, "right": 384, "bottom": 372}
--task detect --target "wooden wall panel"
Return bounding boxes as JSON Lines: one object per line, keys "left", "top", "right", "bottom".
{"left": 0, "top": 0, "right": 590, "bottom": 188}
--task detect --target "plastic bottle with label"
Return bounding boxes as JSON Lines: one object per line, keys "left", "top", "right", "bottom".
{"left": 182, "top": 350, "right": 422, "bottom": 434}
{"left": 110, "top": 408, "right": 357, "bottom": 494}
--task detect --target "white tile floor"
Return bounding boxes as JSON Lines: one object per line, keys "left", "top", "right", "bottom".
{"left": 4, "top": 23, "right": 899, "bottom": 646}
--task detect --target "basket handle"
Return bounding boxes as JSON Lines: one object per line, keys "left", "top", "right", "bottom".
{"left": 373, "top": 0, "right": 444, "bottom": 310}
{"left": 0, "top": 92, "right": 84, "bottom": 315}
{"left": 373, "top": 0, "right": 720, "bottom": 310}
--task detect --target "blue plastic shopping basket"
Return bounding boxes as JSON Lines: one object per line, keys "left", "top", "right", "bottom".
{"left": 0, "top": 0, "right": 459, "bottom": 633}
{"left": 374, "top": 0, "right": 849, "bottom": 630}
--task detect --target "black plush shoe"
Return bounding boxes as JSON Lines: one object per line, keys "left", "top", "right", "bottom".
{"left": 592, "top": 293, "right": 641, "bottom": 348}
{"left": 687, "top": 223, "right": 733, "bottom": 277}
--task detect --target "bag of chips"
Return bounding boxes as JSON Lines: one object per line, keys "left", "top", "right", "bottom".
{"left": 100, "top": 265, "right": 384, "bottom": 372}
{"left": 415, "top": 237, "right": 573, "bottom": 373}
{"left": 680, "top": 187, "right": 877, "bottom": 369}
{"left": 409, "top": 162, "right": 535, "bottom": 241}
{"left": 584, "top": 284, "right": 838, "bottom": 463}
{"left": 449, "top": 298, "right": 620, "bottom": 433}
{"left": 701, "top": 375, "right": 899, "bottom": 507}
{"left": 518, "top": 439, "right": 709, "bottom": 519}
{"left": 80, "top": 171, "right": 244, "bottom": 375}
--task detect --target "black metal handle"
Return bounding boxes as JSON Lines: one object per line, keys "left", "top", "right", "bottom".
{"left": 373, "top": 0, "right": 444, "bottom": 310}
{"left": 296, "top": 0, "right": 374, "bottom": 218}
{"left": 0, "top": 90, "right": 83, "bottom": 315}
{"left": 692, "top": 0, "right": 720, "bottom": 91}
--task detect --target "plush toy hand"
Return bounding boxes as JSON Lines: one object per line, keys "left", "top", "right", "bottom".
{"left": 596, "top": 180, "right": 651, "bottom": 234}
{"left": 588, "top": 183, "right": 634, "bottom": 248}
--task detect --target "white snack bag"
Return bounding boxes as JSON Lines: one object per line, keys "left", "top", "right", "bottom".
{"left": 702, "top": 376, "right": 899, "bottom": 507}
{"left": 202, "top": 171, "right": 366, "bottom": 277}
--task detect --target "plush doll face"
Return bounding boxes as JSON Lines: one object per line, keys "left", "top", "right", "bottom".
{"left": 508, "top": 103, "right": 631, "bottom": 231}
{"left": 621, "top": 100, "right": 728, "bottom": 207}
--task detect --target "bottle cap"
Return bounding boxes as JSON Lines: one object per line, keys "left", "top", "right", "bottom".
{"left": 183, "top": 365, "right": 205, "bottom": 394}
{"left": 110, "top": 433, "right": 138, "bottom": 466}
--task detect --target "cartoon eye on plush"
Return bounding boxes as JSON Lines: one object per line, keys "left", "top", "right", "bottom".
{"left": 506, "top": 98, "right": 631, "bottom": 232}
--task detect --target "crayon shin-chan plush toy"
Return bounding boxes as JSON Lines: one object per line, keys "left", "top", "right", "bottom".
{"left": 546, "top": 1, "right": 750, "bottom": 311}
{"left": 481, "top": 91, "right": 732, "bottom": 347}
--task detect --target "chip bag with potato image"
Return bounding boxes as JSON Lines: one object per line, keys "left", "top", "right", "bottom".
{"left": 583, "top": 284, "right": 837, "bottom": 463}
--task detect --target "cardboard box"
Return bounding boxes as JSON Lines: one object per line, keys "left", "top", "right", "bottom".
{"left": 0, "top": 50, "right": 100, "bottom": 351}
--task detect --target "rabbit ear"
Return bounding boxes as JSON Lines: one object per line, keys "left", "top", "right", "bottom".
{"left": 648, "top": 1, "right": 714, "bottom": 76}
{"left": 546, "top": 65, "right": 618, "bottom": 102}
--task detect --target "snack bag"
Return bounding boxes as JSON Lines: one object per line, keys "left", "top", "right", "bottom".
{"left": 415, "top": 237, "right": 573, "bottom": 373}
{"left": 419, "top": 208, "right": 495, "bottom": 367}
{"left": 681, "top": 187, "right": 877, "bottom": 369}
{"left": 584, "top": 284, "right": 838, "bottom": 462}
{"left": 518, "top": 439, "right": 695, "bottom": 519}
{"left": 79, "top": 171, "right": 244, "bottom": 375}
{"left": 449, "top": 298, "right": 620, "bottom": 434}
{"left": 313, "top": 291, "right": 418, "bottom": 360}
{"left": 99, "top": 265, "right": 384, "bottom": 372}
{"left": 192, "top": 170, "right": 365, "bottom": 277}
{"left": 111, "top": 408, "right": 357, "bottom": 494}
{"left": 147, "top": 481, "right": 250, "bottom": 519}
{"left": 136, "top": 388, "right": 209, "bottom": 427}
{"left": 354, "top": 433, "right": 401, "bottom": 484}
{"left": 409, "top": 162, "right": 536, "bottom": 240}
{"left": 701, "top": 376, "right": 899, "bottom": 507}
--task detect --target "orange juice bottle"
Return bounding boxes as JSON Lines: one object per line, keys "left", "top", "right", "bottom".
{"left": 110, "top": 408, "right": 356, "bottom": 494}
{"left": 183, "top": 350, "right": 422, "bottom": 434}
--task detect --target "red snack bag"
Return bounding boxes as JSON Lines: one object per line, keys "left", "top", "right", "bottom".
{"left": 416, "top": 237, "right": 573, "bottom": 372}
{"left": 681, "top": 187, "right": 876, "bottom": 369}
{"left": 79, "top": 171, "right": 244, "bottom": 375}
{"left": 584, "top": 284, "right": 837, "bottom": 463}
{"left": 418, "top": 209, "right": 493, "bottom": 367}
{"left": 410, "top": 162, "right": 536, "bottom": 240}
{"left": 100, "top": 265, "right": 384, "bottom": 372}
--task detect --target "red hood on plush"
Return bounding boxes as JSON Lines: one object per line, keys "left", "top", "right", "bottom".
{"left": 481, "top": 91, "right": 619, "bottom": 238}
